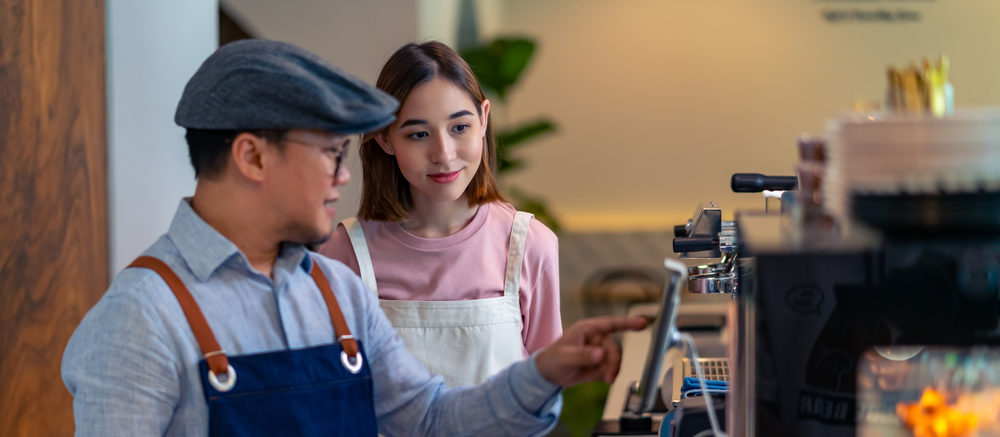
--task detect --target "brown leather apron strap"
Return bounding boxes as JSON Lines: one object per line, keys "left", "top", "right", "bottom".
{"left": 309, "top": 259, "right": 359, "bottom": 358}
{"left": 128, "top": 256, "right": 230, "bottom": 376}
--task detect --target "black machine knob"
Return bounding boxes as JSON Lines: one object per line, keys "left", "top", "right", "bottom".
{"left": 731, "top": 173, "right": 798, "bottom": 193}
{"left": 674, "top": 224, "right": 688, "bottom": 238}
{"left": 673, "top": 236, "right": 717, "bottom": 253}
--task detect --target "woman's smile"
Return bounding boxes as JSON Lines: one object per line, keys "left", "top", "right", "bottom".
{"left": 428, "top": 170, "right": 461, "bottom": 184}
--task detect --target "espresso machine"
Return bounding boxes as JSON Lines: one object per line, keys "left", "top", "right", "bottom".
{"left": 667, "top": 156, "right": 1000, "bottom": 436}
{"left": 672, "top": 173, "right": 799, "bottom": 297}
{"left": 653, "top": 174, "right": 798, "bottom": 437}
{"left": 724, "top": 115, "right": 1000, "bottom": 436}
{"left": 728, "top": 208, "right": 1000, "bottom": 436}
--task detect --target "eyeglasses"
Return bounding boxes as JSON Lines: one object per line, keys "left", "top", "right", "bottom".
{"left": 330, "top": 144, "right": 349, "bottom": 177}
{"left": 282, "top": 137, "right": 351, "bottom": 177}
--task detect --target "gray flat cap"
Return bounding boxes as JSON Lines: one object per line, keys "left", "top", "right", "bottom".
{"left": 175, "top": 39, "right": 398, "bottom": 133}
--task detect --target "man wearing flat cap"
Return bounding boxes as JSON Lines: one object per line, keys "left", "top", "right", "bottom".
{"left": 62, "top": 39, "right": 645, "bottom": 436}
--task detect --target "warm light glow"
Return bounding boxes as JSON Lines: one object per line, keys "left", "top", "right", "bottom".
{"left": 896, "top": 387, "right": 979, "bottom": 437}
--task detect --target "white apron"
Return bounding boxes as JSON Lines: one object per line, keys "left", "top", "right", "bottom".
{"left": 341, "top": 211, "right": 531, "bottom": 387}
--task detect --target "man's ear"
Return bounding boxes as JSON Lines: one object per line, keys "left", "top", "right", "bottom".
{"left": 375, "top": 132, "right": 394, "bottom": 155}
{"left": 230, "top": 132, "right": 268, "bottom": 182}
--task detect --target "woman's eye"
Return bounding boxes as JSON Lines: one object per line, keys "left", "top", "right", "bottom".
{"left": 452, "top": 124, "right": 470, "bottom": 133}
{"left": 407, "top": 131, "right": 428, "bottom": 140}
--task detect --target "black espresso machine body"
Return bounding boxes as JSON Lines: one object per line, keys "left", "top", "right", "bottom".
{"left": 727, "top": 212, "right": 1000, "bottom": 437}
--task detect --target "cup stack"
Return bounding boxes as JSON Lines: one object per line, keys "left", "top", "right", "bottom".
{"left": 823, "top": 108, "right": 1000, "bottom": 228}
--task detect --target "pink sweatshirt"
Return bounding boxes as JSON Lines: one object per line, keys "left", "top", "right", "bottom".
{"left": 319, "top": 202, "right": 562, "bottom": 353}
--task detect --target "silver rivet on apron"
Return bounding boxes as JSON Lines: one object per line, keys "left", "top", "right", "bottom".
{"left": 341, "top": 351, "right": 364, "bottom": 374}
{"left": 208, "top": 364, "right": 237, "bottom": 392}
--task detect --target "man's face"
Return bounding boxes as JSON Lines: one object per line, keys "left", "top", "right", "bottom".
{"left": 264, "top": 129, "right": 351, "bottom": 245}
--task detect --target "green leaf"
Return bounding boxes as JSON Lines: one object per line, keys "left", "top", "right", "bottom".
{"left": 497, "top": 156, "right": 524, "bottom": 174}
{"left": 459, "top": 38, "right": 536, "bottom": 101}
{"left": 495, "top": 119, "right": 556, "bottom": 175}
{"left": 496, "top": 119, "right": 556, "bottom": 149}
{"left": 559, "top": 382, "right": 610, "bottom": 437}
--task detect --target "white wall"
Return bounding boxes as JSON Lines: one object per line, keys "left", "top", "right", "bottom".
{"left": 213, "top": 1, "right": 1000, "bottom": 232}
{"left": 106, "top": 1, "right": 217, "bottom": 275}
{"left": 498, "top": 0, "right": 1000, "bottom": 230}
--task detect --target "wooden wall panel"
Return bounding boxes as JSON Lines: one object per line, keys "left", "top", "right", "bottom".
{"left": 0, "top": 1, "right": 107, "bottom": 436}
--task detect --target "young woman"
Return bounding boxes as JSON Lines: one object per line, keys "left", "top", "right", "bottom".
{"left": 319, "top": 41, "right": 562, "bottom": 387}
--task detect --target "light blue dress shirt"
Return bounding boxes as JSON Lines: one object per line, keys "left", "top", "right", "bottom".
{"left": 62, "top": 199, "right": 562, "bottom": 436}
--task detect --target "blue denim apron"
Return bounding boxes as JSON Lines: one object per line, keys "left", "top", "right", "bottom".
{"left": 129, "top": 256, "right": 377, "bottom": 436}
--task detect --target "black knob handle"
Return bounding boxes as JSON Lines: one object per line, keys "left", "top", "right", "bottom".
{"left": 673, "top": 236, "right": 717, "bottom": 253}
{"left": 673, "top": 224, "right": 688, "bottom": 237}
{"left": 731, "top": 173, "right": 798, "bottom": 193}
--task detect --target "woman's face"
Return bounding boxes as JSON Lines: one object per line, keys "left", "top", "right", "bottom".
{"left": 378, "top": 76, "right": 489, "bottom": 208}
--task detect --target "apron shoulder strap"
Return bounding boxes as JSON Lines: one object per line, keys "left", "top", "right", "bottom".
{"left": 340, "top": 218, "right": 378, "bottom": 296}
{"left": 308, "top": 258, "right": 359, "bottom": 358}
{"left": 503, "top": 211, "right": 534, "bottom": 297}
{"left": 128, "top": 256, "right": 230, "bottom": 377}
{"left": 129, "top": 255, "right": 361, "bottom": 376}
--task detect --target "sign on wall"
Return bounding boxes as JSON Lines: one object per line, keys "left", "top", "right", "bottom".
{"left": 818, "top": 0, "right": 932, "bottom": 23}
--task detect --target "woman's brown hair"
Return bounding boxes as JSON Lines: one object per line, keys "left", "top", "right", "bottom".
{"left": 358, "top": 41, "right": 505, "bottom": 221}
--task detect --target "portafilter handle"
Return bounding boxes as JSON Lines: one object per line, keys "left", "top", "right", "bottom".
{"left": 673, "top": 236, "right": 717, "bottom": 253}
